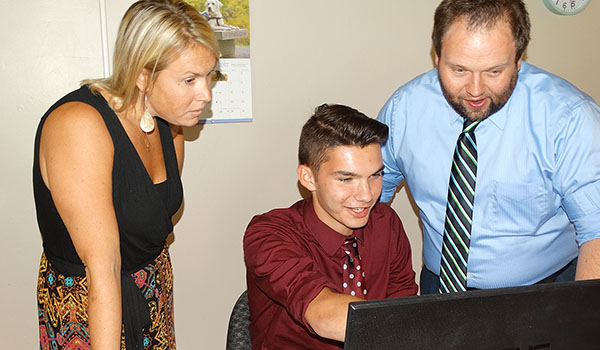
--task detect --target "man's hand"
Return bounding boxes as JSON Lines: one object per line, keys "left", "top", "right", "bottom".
{"left": 304, "top": 287, "right": 363, "bottom": 342}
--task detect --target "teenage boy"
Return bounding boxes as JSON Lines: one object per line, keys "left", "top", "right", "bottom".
{"left": 244, "top": 104, "right": 418, "bottom": 349}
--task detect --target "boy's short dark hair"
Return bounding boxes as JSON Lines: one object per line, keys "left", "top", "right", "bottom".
{"left": 298, "top": 104, "right": 389, "bottom": 172}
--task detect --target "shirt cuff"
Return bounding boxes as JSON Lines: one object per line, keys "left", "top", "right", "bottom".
{"left": 563, "top": 181, "right": 600, "bottom": 245}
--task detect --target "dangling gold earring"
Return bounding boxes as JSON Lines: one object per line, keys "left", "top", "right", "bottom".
{"left": 140, "top": 94, "right": 155, "bottom": 133}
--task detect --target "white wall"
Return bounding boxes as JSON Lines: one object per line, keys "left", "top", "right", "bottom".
{"left": 1, "top": 1, "right": 599, "bottom": 349}
{"left": 0, "top": 0, "right": 104, "bottom": 347}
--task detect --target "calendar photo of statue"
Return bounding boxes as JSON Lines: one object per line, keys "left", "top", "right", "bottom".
{"left": 186, "top": 0, "right": 250, "bottom": 58}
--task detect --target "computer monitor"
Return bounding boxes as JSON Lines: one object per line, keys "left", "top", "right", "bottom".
{"left": 344, "top": 279, "right": 600, "bottom": 350}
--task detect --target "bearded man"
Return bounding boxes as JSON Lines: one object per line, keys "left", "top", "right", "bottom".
{"left": 378, "top": 0, "right": 600, "bottom": 294}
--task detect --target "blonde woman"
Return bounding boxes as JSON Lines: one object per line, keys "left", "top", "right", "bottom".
{"left": 33, "top": 1, "right": 219, "bottom": 348}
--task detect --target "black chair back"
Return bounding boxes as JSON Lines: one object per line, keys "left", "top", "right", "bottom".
{"left": 226, "top": 290, "right": 251, "bottom": 350}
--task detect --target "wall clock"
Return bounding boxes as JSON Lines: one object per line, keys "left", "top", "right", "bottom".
{"left": 543, "top": 0, "right": 590, "bottom": 15}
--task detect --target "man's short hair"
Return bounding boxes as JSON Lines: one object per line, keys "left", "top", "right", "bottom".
{"left": 298, "top": 104, "right": 389, "bottom": 172}
{"left": 432, "top": 0, "right": 531, "bottom": 62}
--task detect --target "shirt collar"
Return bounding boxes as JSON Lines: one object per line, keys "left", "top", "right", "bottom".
{"left": 485, "top": 105, "right": 508, "bottom": 130}
{"left": 302, "top": 198, "right": 365, "bottom": 256}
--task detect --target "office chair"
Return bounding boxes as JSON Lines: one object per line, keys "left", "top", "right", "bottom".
{"left": 226, "top": 290, "right": 252, "bottom": 350}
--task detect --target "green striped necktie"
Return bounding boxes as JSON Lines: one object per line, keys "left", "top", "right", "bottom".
{"left": 439, "top": 118, "right": 480, "bottom": 293}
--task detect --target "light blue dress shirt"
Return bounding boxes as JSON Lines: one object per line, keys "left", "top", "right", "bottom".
{"left": 378, "top": 62, "right": 600, "bottom": 289}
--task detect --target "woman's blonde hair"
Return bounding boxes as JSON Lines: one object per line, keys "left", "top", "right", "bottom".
{"left": 82, "top": 0, "right": 219, "bottom": 112}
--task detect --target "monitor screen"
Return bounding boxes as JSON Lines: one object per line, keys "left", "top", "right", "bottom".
{"left": 344, "top": 279, "right": 600, "bottom": 350}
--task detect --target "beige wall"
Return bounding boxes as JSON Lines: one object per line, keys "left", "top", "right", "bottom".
{"left": 1, "top": 1, "right": 599, "bottom": 348}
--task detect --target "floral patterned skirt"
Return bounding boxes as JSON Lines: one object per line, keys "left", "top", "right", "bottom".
{"left": 37, "top": 246, "right": 175, "bottom": 349}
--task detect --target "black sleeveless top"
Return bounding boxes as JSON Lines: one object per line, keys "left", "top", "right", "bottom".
{"left": 33, "top": 85, "right": 183, "bottom": 275}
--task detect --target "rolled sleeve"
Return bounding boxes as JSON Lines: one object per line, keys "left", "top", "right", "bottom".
{"left": 555, "top": 101, "right": 600, "bottom": 245}
{"left": 563, "top": 180, "right": 600, "bottom": 245}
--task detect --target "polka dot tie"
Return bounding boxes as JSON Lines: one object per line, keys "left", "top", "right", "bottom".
{"left": 342, "top": 237, "right": 367, "bottom": 297}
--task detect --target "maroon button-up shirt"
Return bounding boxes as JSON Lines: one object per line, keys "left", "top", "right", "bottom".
{"left": 244, "top": 199, "right": 418, "bottom": 349}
